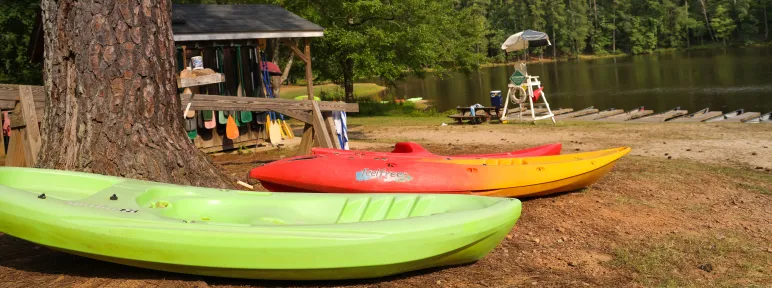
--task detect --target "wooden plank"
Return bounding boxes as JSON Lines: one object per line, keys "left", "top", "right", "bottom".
{"left": 0, "top": 100, "right": 15, "bottom": 110}
{"left": 602, "top": 110, "right": 654, "bottom": 122}
{"left": 18, "top": 86, "right": 41, "bottom": 165}
{"left": 305, "top": 39, "right": 314, "bottom": 100}
{"left": 9, "top": 109, "right": 25, "bottom": 129}
{"left": 630, "top": 110, "right": 688, "bottom": 122}
{"left": 567, "top": 109, "right": 623, "bottom": 121}
{"left": 5, "top": 103, "right": 24, "bottom": 167}
{"left": 555, "top": 108, "right": 598, "bottom": 120}
{"left": 295, "top": 124, "right": 314, "bottom": 156}
{"left": 324, "top": 113, "right": 341, "bottom": 149}
{"left": 724, "top": 112, "right": 760, "bottom": 123}
{"left": 550, "top": 108, "right": 574, "bottom": 116}
{"left": 272, "top": 108, "right": 311, "bottom": 124}
{"left": 177, "top": 73, "right": 225, "bottom": 88}
{"left": 311, "top": 101, "right": 333, "bottom": 148}
{"left": 0, "top": 84, "right": 45, "bottom": 102}
{"left": 5, "top": 128, "right": 26, "bottom": 167}
{"left": 0, "top": 111, "right": 5, "bottom": 157}
{"left": 179, "top": 93, "right": 359, "bottom": 112}
{"left": 669, "top": 111, "right": 721, "bottom": 122}
{"left": 281, "top": 39, "right": 309, "bottom": 63}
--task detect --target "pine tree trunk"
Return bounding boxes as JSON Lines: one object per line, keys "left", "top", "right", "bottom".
{"left": 699, "top": 0, "right": 716, "bottom": 41}
{"left": 764, "top": 0, "right": 769, "bottom": 40}
{"left": 38, "top": 0, "right": 234, "bottom": 188}
{"left": 553, "top": 26, "right": 557, "bottom": 59}
{"left": 612, "top": 2, "right": 616, "bottom": 53}
{"left": 343, "top": 57, "right": 355, "bottom": 103}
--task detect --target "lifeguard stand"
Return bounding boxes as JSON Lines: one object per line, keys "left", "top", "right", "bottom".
{"left": 498, "top": 30, "right": 556, "bottom": 124}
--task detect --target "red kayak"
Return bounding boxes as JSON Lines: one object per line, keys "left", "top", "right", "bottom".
{"left": 247, "top": 147, "right": 630, "bottom": 197}
{"left": 311, "top": 142, "right": 562, "bottom": 159}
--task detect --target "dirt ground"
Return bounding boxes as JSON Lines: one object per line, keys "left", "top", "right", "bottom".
{"left": 1, "top": 121, "right": 770, "bottom": 287}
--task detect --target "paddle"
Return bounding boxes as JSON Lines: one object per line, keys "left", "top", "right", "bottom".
{"left": 226, "top": 115, "right": 239, "bottom": 140}
{"left": 216, "top": 47, "right": 228, "bottom": 125}
{"left": 258, "top": 50, "right": 284, "bottom": 143}
{"left": 236, "top": 46, "right": 252, "bottom": 123}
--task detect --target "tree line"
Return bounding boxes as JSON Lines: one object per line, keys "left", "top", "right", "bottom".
{"left": 477, "top": 0, "right": 769, "bottom": 59}
{"left": 1, "top": 0, "right": 769, "bottom": 100}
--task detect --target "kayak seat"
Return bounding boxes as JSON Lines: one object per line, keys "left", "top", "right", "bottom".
{"left": 391, "top": 142, "right": 432, "bottom": 155}
{"left": 337, "top": 195, "right": 435, "bottom": 223}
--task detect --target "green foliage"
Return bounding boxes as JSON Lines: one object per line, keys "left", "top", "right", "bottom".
{"left": 0, "top": 0, "right": 42, "bottom": 85}
{"left": 4, "top": 0, "right": 769, "bottom": 88}
{"left": 711, "top": 4, "right": 738, "bottom": 45}
{"left": 355, "top": 101, "right": 453, "bottom": 117}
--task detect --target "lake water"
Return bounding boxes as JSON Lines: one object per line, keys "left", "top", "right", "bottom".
{"left": 382, "top": 47, "right": 772, "bottom": 113}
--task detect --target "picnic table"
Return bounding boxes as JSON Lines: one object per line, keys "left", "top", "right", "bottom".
{"left": 447, "top": 106, "right": 501, "bottom": 124}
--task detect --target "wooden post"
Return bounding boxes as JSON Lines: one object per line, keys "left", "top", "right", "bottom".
{"left": 295, "top": 38, "right": 319, "bottom": 155}
{"left": 18, "top": 86, "right": 41, "bottom": 165}
{"left": 305, "top": 39, "right": 313, "bottom": 100}
{"left": 311, "top": 101, "right": 333, "bottom": 148}
{"left": 324, "top": 112, "right": 341, "bottom": 149}
{"left": 0, "top": 111, "right": 5, "bottom": 158}
{"left": 6, "top": 104, "right": 27, "bottom": 167}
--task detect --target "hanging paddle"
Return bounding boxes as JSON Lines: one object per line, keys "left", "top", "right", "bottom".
{"left": 236, "top": 46, "right": 253, "bottom": 123}
{"left": 226, "top": 115, "right": 239, "bottom": 140}
{"left": 259, "top": 49, "right": 282, "bottom": 144}
{"left": 216, "top": 47, "right": 228, "bottom": 125}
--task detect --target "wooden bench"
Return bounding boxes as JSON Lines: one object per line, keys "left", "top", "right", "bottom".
{"left": 447, "top": 114, "right": 490, "bottom": 124}
{"left": 448, "top": 106, "right": 500, "bottom": 124}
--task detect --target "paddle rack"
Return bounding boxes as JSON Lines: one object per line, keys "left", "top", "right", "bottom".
{"left": 0, "top": 85, "right": 42, "bottom": 167}
{"left": 0, "top": 83, "right": 357, "bottom": 168}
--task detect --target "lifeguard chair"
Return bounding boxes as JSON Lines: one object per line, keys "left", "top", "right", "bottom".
{"left": 499, "top": 30, "right": 556, "bottom": 124}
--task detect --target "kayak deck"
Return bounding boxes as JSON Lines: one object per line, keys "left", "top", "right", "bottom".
{"left": 0, "top": 168, "right": 521, "bottom": 280}
{"left": 250, "top": 147, "right": 631, "bottom": 197}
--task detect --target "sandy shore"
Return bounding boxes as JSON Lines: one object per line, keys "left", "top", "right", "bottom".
{"left": 1, "top": 120, "right": 770, "bottom": 287}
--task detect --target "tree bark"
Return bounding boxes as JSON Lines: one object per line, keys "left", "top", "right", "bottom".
{"left": 38, "top": 0, "right": 233, "bottom": 188}
{"left": 343, "top": 57, "right": 355, "bottom": 103}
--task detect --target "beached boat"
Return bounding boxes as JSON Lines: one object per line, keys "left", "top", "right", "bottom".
{"left": 0, "top": 167, "right": 522, "bottom": 280}
{"left": 312, "top": 142, "right": 562, "bottom": 159}
{"left": 249, "top": 147, "right": 631, "bottom": 198}
{"left": 742, "top": 112, "right": 771, "bottom": 123}
{"left": 703, "top": 109, "right": 744, "bottom": 122}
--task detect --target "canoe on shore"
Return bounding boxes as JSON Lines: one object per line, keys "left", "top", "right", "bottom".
{"left": 249, "top": 147, "right": 631, "bottom": 198}
{"left": 0, "top": 167, "right": 522, "bottom": 280}
{"left": 312, "top": 142, "right": 562, "bottom": 159}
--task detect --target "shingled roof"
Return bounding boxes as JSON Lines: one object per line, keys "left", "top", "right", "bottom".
{"left": 171, "top": 4, "right": 324, "bottom": 42}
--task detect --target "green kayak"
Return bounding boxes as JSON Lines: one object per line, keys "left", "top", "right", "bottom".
{"left": 0, "top": 167, "right": 522, "bottom": 280}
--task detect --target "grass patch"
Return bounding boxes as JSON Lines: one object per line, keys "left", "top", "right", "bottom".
{"left": 614, "top": 195, "right": 655, "bottom": 208}
{"left": 577, "top": 53, "right": 628, "bottom": 60}
{"left": 348, "top": 116, "right": 449, "bottom": 127}
{"left": 355, "top": 101, "right": 454, "bottom": 117}
{"left": 279, "top": 83, "right": 386, "bottom": 100}
{"left": 698, "top": 165, "right": 772, "bottom": 195}
{"left": 609, "top": 233, "right": 770, "bottom": 287}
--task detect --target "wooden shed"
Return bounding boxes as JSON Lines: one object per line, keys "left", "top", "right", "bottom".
{"left": 3, "top": 4, "right": 354, "bottom": 167}
{"left": 21, "top": 4, "right": 354, "bottom": 156}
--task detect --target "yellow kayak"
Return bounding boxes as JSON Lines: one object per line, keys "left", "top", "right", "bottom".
{"left": 434, "top": 147, "right": 632, "bottom": 197}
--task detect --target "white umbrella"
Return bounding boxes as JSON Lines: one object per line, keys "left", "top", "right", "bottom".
{"left": 501, "top": 30, "right": 551, "bottom": 52}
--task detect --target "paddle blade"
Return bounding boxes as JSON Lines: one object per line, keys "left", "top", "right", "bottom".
{"left": 226, "top": 115, "right": 239, "bottom": 139}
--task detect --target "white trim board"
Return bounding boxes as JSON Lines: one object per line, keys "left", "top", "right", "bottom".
{"left": 174, "top": 31, "right": 324, "bottom": 41}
